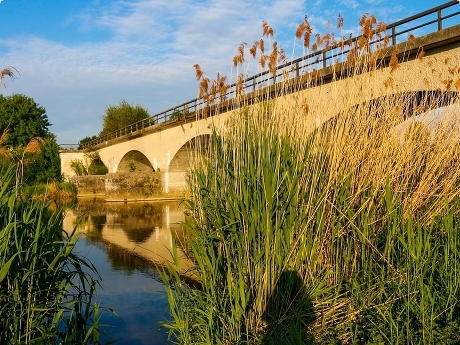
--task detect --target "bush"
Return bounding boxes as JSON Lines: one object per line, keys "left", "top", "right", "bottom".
{"left": 87, "top": 154, "right": 108, "bottom": 175}
{"left": 70, "top": 152, "right": 108, "bottom": 176}
{"left": 70, "top": 159, "right": 88, "bottom": 176}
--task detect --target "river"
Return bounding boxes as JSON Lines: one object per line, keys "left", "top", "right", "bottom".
{"left": 62, "top": 199, "right": 189, "bottom": 345}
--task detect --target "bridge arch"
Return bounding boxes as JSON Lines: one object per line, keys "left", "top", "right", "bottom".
{"left": 116, "top": 150, "right": 155, "bottom": 173}
{"left": 169, "top": 134, "right": 211, "bottom": 172}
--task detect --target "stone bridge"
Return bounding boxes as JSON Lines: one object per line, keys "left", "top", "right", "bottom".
{"left": 60, "top": 1, "right": 460, "bottom": 198}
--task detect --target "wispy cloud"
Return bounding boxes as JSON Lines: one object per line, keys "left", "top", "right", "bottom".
{"left": 0, "top": 0, "right": 442, "bottom": 142}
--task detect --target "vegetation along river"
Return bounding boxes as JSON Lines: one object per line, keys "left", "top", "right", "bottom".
{"left": 62, "top": 199, "right": 189, "bottom": 345}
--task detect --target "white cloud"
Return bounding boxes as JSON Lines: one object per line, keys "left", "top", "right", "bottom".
{"left": 1, "top": 0, "right": 435, "bottom": 143}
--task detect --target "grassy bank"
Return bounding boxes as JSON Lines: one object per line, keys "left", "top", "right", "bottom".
{"left": 0, "top": 165, "right": 106, "bottom": 344}
{"left": 23, "top": 181, "right": 78, "bottom": 202}
{"left": 161, "top": 38, "right": 460, "bottom": 343}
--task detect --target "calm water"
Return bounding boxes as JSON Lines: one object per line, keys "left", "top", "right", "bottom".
{"left": 63, "top": 199, "right": 188, "bottom": 345}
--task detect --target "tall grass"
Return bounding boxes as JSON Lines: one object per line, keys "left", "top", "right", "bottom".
{"left": 0, "top": 165, "right": 107, "bottom": 344}
{"left": 162, "top": 39, "right": 460, "bottom": 343}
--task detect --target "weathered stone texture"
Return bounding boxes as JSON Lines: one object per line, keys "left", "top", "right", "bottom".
{"left": 71, "top": 172, "right": 186, "bottom": 201}
{"left": 71, "top": 175, "right": 106, "bottom": 197}
{"left": 105, "top": 173, "right": 163, "bottom": 201}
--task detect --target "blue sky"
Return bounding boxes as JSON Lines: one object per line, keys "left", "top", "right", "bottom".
{"left": 0, "top": 0, "right": 456, "bottom": 144}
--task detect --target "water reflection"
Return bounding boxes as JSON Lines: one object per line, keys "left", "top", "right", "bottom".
{"left": 63, "top": 199, "right": 191, "bottom": 276}
{"left": 62, "top": 199, "right": 190, "bottom": 345}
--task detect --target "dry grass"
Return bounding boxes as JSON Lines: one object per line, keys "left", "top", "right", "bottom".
{"left": 23, "top": 137, "right": 44, "bottom": 154}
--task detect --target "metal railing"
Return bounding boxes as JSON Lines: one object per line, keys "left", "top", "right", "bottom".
{"left": 59, "top": 144, "right": 80, "bottom": 150}
{"left": 84, "top": 0, "right": 460, "bottom": 149}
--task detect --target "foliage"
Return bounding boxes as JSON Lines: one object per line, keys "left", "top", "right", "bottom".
{"left": 22, "top": 181, "right": 78, "bottom": 201}
{"left": 170, "top": 108, "right": 189, "bottom": 121}
{"left": 0, "top": 93, "right": 50, "bottom": 147}
{"left": 0, "top": 165, "right": 107, "bottom": 344}
{"left": 87, "top": 152, "right": 108, "bottom": 175}
{"left": 79, "top": 135, "right": 98, "bottom": 149}
{"left": 23, "top": 133, "right": 63, "bottom": 184}
{"left": 0, "top": 94, "right": 61, "bottom": 186}
{"left": 70, "top": 159, "right": 88, "bottom": 176}
{"left": 100, "top": 100, "right": 150, "bottom": 136}
{"left": 128, "top": 159, "right": 137, "bottom": 172}
{"left": 70, "top": 152, "right": 108, "bottom": 176}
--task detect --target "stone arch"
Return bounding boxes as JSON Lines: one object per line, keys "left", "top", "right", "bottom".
{"left": 117, "top": 150, "right": 154, "bottom": 173}
{"left": 169, "top": 134, "right": 211, "bottom": 172}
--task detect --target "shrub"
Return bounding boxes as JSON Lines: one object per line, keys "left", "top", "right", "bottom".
{"left": 70, "top": 152, "right": 108, "bottom": 176}
{"left": 70, "top": 159, "right": 88, "bottom": 176}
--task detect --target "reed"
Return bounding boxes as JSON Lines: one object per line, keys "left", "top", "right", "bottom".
{"left": 0, "top": 165, "right": 106, "bottom": 344}
{"left": 163, "top": 94, "right": 460, "bottom": 344}
{"left": 161, "top": 9, "right": 460, "bottom": 343}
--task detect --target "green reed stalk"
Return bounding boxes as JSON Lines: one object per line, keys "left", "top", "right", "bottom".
{"left": 162, "top": 96, "right": 460, "bottom": 344}
{"left": 0, "top": 165, "right": 108, "bottom": 344}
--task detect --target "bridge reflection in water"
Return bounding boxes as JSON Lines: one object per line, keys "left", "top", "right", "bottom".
{"left": 62, "top": 199, "right": 191, "bottom": 345}
{"left": 63, "top": 199, "right": 192, "bottom": 274}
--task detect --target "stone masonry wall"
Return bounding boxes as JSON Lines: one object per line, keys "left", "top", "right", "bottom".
{"left": 72, "top": 172, "right": 187, "bottom": 201}
{"left": 71, "top": 175, "right": 106, "bottom": 197}
{"left": 105, "top": 173, "right": 162, "bottom": 201}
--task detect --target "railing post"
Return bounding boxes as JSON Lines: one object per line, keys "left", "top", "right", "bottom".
{"left": 391, "top": 26, "right": 396, "bottom": 46}
{"left": 296, "top": 61, "right": 299, "bottom": 77}
{"left": 322, "top": 51, "right": 327, "bottom": 69}
{"left": 437, "top": 9, "right": 442, "bottom": 30}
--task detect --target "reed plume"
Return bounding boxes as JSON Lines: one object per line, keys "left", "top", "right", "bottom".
{"left": 337, "top": 13, "right": 344, "bottom": 29}
{"left": 0, "top": 66, "right": 18, "bottom": 87}
{"left": 262, "top": 20, "right": 274, "bottom": 38}
{"left": 0, "top": 128, "right": 11, "bottom": 158}
{"left": 193, "top": 64, "right": 204, "bottom": 80}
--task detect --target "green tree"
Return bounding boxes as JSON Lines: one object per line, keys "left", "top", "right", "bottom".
{"left": 69, "top": 151, "right": 108, "bottom": 176}
{"left": 0, "top": 94, "right": 50, "bottom": 147}
{"left": 23, "top": 134, "right": 63, "bottom": 184}
{"left": 100, "top": 100, "right": 150, "bottom": 136}
{"left": 78, "top": 135, "right": 98, "bottom": 149}
{"left": 87, "top": 151, "right": 108, "bottom": 175}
